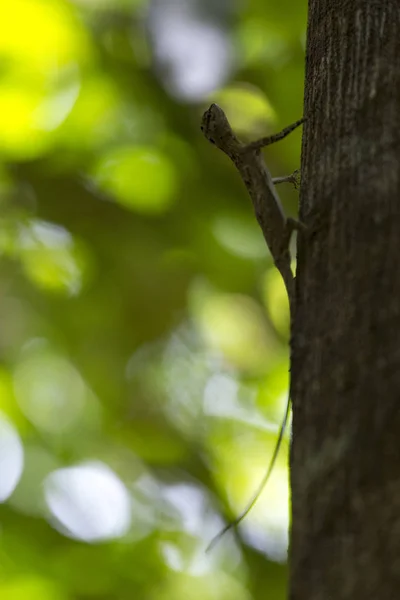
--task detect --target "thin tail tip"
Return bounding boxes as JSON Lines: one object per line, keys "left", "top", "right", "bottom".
{"left": 206, "top": 522, "right": 236, "bottom": 553}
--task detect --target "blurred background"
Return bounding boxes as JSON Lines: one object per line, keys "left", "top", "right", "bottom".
{"left": 0, "top": 0, "right": 306, "bottom": 598}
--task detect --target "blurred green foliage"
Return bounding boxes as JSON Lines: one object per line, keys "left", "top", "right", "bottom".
{"left": 0, "top": 0, "right": 306, "bottom": 598}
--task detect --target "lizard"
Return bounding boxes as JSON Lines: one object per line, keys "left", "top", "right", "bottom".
{"left": 200, "top": 103, "right": 305, "bottom": 551}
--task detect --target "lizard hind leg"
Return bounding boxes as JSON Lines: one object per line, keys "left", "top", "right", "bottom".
{"left": 272, "top": 169, "right": 301, "bottom": 189}
{"left": 282, "top": 216, "right": 306, "bottom": 251}
{"left": 277, "top": 217, "right": 307, "bottom": 305}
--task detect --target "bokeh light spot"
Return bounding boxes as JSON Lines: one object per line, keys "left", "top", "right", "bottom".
{"left": 17, "top": 220, "right": 90, "bottom": 296}
{"left": 44, "top": 461, "right": 132, "bottom": 542}
{"left": 0, "top": 412, "right": 24, "bottom": 502}
{"left": 190, "top": 281, "right": 276, "bottom": 374}
{"left": 13, "top": 343, "right": 89, "bottom": 434}
{"left": 213, "top": 84, "right": 276, "bottom": 137}
{"left": 212, "top": 213, "right": 266, "bottom": 259}
{"left": 0, "top": 0, "right": 90, "bottom": 159}
{"left": 0, "top": 576, "right": 66, "bottom": 600}
{"left": 93, "top": 146, "right": 178, "bottom": 214}
{"left": 0, "top": 0, "right": 89, "bottom": 70}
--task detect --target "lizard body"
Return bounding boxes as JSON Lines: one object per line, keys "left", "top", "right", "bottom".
{"left": 200, "top": 104, "right": 304, "bottom": 550}
{"left": 201, "top": 104, "right": 304, "bottom": 316}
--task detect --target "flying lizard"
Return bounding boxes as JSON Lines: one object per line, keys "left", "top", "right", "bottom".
{"left": 200, "top": 103, "right": 304, "bottom": 550}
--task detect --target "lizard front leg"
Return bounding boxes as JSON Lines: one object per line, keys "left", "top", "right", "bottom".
{"left": 272, "top": 169, "right": 301, "bottom": 189}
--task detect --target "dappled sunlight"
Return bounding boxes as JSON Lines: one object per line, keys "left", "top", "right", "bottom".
{"left": 16, "top": 220, "right": 91, "bottom": 296}
{"left": 162, "top": 483, "right": 213, "bottom": 541}
{"left": 237, "top": 18, "right": 291, "bottom": 68}
{"left": 125, "top": 324, "right": 290, "bottom": 560}
{"left": 212, "top": 212, "right": 267, "bottom": 259}
{"left": 0, "top": 0, "right": 90, "bottom": 159}
{"left": 74, "top": 0, "right": 147, "bottom": 10}
{"left": 147, "top": 570, "right": 251, "bottom": 600}
{"left": 161, "top": 328, "right": 213, "bottom": 432}
{"left": 190, "top": 279, "right": 278, "bottom": 374}
{"left": 0, "top": 576, "right": 66, "bottom": 600}
{"left": 213, "top": 84, "right": 276, "bottom": 137}
{"left": 0, "top": 1, "right": 89, "bottom": 70}
{"left": 0, "top": 86, "right": 54, "bottom": 159}
{"left": 203, "top": 373, "right": 280, "bottom": 432}
{"left": 158, "top": 482, "right": 241, "bottom": 571}
{"left": 13, "top": 340, "right": 100, "bottom": 435}
{"left": 60, "top": 74, "right": 121, "bottom": 149}
{"left": 44, "top": 461, "right": 132, "bottom": 542}
{"left": 241, "top": 509, "right": 289, "bottom": 563}
{"left": 92, "top": 145, "right": 179, "bottom": 214}
{"left": 0, "top": 367, "right": 28, "bottom": 428}
{"left": 0, "top": 0, "right": 306, "bottom": 595}
{"left": 0, "top": 413, "right": 24, "bottom": 502}
{"left": 33, "top": 68, "right": 81, "bottom": 132}
{"left": 9, "top": 445, "right": 59, "bottom": 517}
{"left": 208, "top": 421, "right": 290, "bottom": 560}
{"left": 262, "top": 268, "right": 291, "bottom": 335}
{"left": 0, "top": 218, "right": 90, "bottom": 296}
{"left": 148, "top": 0, "right": 233, "bottom": 100}
{"left": 127, "top": 324, "right": 217, "bottom": 436}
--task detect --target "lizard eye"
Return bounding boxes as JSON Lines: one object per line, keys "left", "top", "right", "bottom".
{"left": 209, "top": 138, "right": 215, "bottom": 145}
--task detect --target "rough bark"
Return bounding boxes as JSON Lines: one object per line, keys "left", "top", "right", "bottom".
{"left": 290, "top": 1, "right": 400, "bottom": 599}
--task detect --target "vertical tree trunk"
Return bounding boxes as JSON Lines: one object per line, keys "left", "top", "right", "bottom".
{"left": 290, "top": 2, "right": 400, "bottom": 599}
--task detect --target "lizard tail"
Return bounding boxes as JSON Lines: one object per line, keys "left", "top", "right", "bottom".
{"left": 206, "top": 396, "right": 291, "bottom": 553}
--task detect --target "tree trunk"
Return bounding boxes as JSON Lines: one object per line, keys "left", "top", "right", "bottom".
{"left": 290, "top": 2, "right": 400, "bottom": 599}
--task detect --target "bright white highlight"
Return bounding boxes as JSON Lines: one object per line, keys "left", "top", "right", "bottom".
{"left": 149, "top": 1, "right": 232, "bottom": 100}
{"left": 44, "top": 461, "right": 132, "bottom": 542}
{"left": 0, "top": 413, "right": 24, "bottom": 502}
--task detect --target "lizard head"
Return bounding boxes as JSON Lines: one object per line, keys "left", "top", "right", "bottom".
{"left": 200, "top": 104, "right": 238, "bottom": 153}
